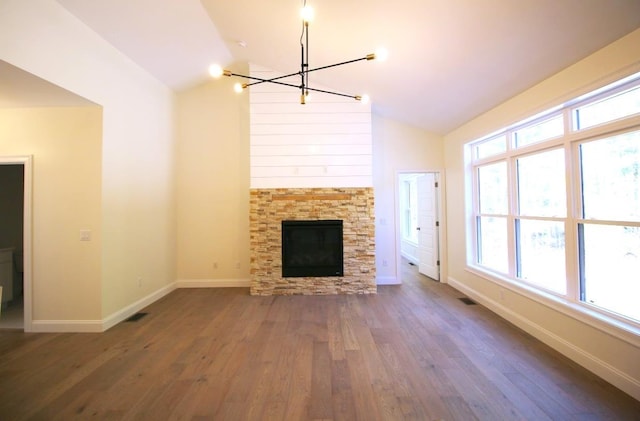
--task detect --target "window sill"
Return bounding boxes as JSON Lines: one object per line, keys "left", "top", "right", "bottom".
{"left": 465, "top": 265, "right": 640, "bottom": 348}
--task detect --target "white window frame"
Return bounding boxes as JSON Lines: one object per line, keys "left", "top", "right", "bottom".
{"left": 466, "top": 73, "right": 640, "bottom": 343}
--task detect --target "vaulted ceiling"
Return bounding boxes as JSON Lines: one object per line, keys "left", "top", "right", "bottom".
{"left": 31, "top": 1, "right": 640, "bottom": 133}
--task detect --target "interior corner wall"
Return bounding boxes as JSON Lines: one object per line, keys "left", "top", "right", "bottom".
{"left": 443, "top": 28, "right": 640, "bottom": 400}
{"left": 0, "top": 107, "right": 103, "bottom": 321}
{"left": 0, "top": 0, "right": 177, "bottom": 325}
{"left": 175, "top": 72, "right": 250, "bottom": 284}
{"left": 372, "top": 115, "right": 444, "bottom": 284}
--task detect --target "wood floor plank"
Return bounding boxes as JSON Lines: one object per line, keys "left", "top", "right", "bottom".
{"left": 0, "top": 260, "right": 638, "bottom": 420}
{"left": 309, "top": 341, "right": 333, "bottom": 420}
{"left": 344, "top": 349, "right": 384, "bottom": 421}
{"left": 329, "top": 358, "right": 357, "bottom": 421}
{"left": 282, "top": 334, "right": 313, "bottom": 420}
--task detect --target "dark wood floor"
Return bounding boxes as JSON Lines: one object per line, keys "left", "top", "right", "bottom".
{"left": 1, "top": 261, "right": 639, "bottom": 420}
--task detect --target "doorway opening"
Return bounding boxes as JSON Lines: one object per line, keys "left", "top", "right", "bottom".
{"left": 396, "top": 171, "right": 445, "bottom": 283}
{"left": 0, "top": 157, "right": 32, "bottom": 331}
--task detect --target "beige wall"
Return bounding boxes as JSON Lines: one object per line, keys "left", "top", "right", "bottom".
{"left": 0, "top": 107, "right": 103, "bottom": 321}
{"left": 372, "top": 115, "right": 444, "bottom": 283}
{"left": 175, "top": 75, "right": 250, "bottom": 283}
{"left": 0, "top": 0, "right": 176, "bottom": 327}
{"left": 444, "top": 28, "right": 640, "bottom": 399}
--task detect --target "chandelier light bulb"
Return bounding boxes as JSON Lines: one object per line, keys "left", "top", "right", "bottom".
{"left": 301, "top": 5, "right": 314, "bottom": 23}
{"left": 208, "top": 64, "right": 223, "bottom": 78}
{"left": 234, "top": 82, "right": 244, "bottom": 93}
{"left": 360, "top": 94, "right": 371, "bottom": 104}
{"left": 374, "top": 47, "right": 389, "bottom": 62}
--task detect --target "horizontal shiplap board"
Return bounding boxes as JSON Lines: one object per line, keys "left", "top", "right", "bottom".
{"left": 251, "top": 123, "right": 370, "bottom": 136}
{"left": 251, "top": 90, "right": 365, "bottom": 104}
{"left": 251, "top": 154, "right": 372, "bottom": 167}
{"left": 251, "top": 102, "right": 371, "bottom": 115}
{"left": 251, "top": 112, "right": 371, "bottom": 125}
{"left": 250, "top": 133, "right": 372, "bottom": 146}
{"left": 251, "top": 165, "right": 372, "bottom": 178}
{"left": 251, "top": 144, "right": 371, "bottom": 157}
{"left": 251, "top": 176, "right": 373, "bottom": 189}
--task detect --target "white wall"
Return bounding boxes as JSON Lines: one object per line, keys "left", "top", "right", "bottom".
{"left": 444, "top": 28, "right": 640, "bottom": 400}
{"left": 372, "top": 115, "right": 444, "bottom": 284}
{"left": 249, "top": 64, "right": 373, "bottom": 189}
{"left": 175, "top": 72, "right": 250, "bottom": 285}
{"left": 0, "top": 0, "right": 176, "bottom": 329}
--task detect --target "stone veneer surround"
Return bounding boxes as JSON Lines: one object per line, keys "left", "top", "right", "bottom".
{"left": 250, "top": 187, "right": 376, "bottom": 295}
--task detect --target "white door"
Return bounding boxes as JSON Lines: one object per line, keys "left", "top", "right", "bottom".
{"left": 417, "top": 173, "right": 439, "bottom": 280}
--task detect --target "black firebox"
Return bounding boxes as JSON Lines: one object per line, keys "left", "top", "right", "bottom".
{"left": 281, "top": 220, "right": 344, "bottom": 277}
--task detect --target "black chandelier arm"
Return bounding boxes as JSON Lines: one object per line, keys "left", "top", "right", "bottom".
{"left": 227, "top": 70, "right": 300, "bottom": 87}
{"left": 226, "top": 72, "right": 359, "bottom": 99}
{"left": 224, "top": 72, "right": 302, "bottom": 90}
{"left": 222, "top": 54, "right": 374, "bottom": 88}
{"left": 305, "top": 55, "right": 372, "bottom": 74}
{"left": 305, "top": 21, "right": 309, "bottom": 94}
{"left": 303, "top": 85, "right": 359, "bottom": 100}
{"left": 226, "top": 71, "right": 360, "bottom": 100}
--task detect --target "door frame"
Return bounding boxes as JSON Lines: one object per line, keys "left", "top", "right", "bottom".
{"left": 395, "top": 169, "right": 447, "bottom": 284}
{"left": 0, "top": 156, "right": 33, "bottom": 331}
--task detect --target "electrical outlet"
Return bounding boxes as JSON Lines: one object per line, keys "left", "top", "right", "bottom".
{"left": 235, "top": 262, "right": 241, "bottom": 269}
{"left": 382, "top": 259, "right": 388, "bottom": 267}
{"left": 213, "top": 262, "right": 218, "bottom": 270}
{"left": 137, "top": 277, "right": 142, "bottom": 287}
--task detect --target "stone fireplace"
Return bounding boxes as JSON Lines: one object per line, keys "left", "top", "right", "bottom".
{"left": 249, "top": 187, "right": 376, "bottom": 295}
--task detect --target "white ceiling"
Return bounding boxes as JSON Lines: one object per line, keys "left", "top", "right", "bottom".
{"left": 37, "top": 0, "right": 640, "bottom": 133}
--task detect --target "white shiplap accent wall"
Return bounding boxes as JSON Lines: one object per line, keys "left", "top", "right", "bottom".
{"left": 249, "top": 64, "right": 373, "bottom": 189}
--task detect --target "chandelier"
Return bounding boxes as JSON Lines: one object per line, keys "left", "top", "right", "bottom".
{"left": 209, "top": 0, "right": 386, "bottom": 104}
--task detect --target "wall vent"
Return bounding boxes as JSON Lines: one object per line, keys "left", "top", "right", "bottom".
{"left": 458, "top": 297, "right": 477, "bottom": 305}
{"left": 125, "top": 312, "right": 148, "bottom": 322}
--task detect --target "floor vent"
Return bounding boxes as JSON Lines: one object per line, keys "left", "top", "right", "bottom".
{"left": 458, "top": 297, "right": 477, "bottom": 305}
{"left": 125, "top": 312, "right": 148, "bottom": 322}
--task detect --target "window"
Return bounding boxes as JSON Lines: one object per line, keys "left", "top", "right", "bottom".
{"left": 477, "top": 162, "right": 508, "bottom": 273}
{"left": 513, "top": 114, "right": 564, "bottom": 148}
{"left": 516, "top": 148, "right": 567, "bottom": 293}
{"left": 573, "top": 85, "right": 640, "bottom": 130}
{"left": 475, "top": 135, "right": 506, "bottom": 159}
{"left": 468, "top": 73, "right": 640, "bottom": 327}
{"left": 580, "top": 132, "right": 640, "bottom": 221}
{"left": 400, "top": 177, "right": 418, "bottom": 244}
{"left": 517, "top": 149, "right": 566, "bottom": 217}
{"left": 578, "top": 131, "right": 640, "bottom": 321}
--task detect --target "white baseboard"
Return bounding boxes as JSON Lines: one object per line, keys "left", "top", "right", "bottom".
{"left": 30, "top": 319, "right": 104, "bottom": 333}
{"left": 376, "top": 276, "right": 400, "bottom": 285}
{"left": 101, "top": 282, "right": 176, "bottom": 331}
{"left": 447, "top": 276, "right": 640, "bottom": 401}
{"left": 175, "top": 278, "right": 250, "bottom": 288}
{"left": 400, "top": 252, "right": 418, "bottom": 266}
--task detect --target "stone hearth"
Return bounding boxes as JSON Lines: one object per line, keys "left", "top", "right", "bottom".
{"left": 249, "top": 187, "right": 376, "bottom": 295}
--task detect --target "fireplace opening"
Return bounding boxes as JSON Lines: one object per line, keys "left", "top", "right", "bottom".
{"left": 281, "top": 220, "right": 344, "bottom": 277}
